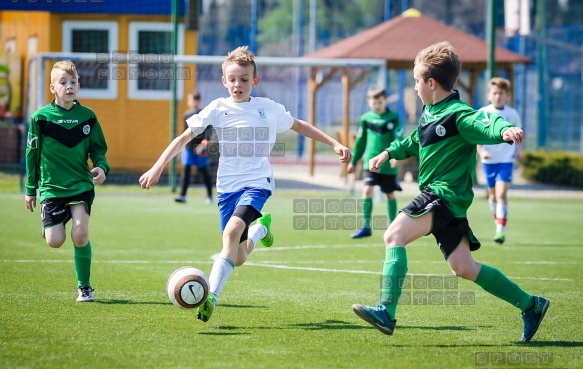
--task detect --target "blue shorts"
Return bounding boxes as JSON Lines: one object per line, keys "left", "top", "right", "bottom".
{"left": 483, "top": 163, "right": 513, "bottom": 188}
{"left": 217, "top": 187, "right": 271, "bottom": 233}
{"left": 181, "top": 150, "right": 209, "bottom": 168}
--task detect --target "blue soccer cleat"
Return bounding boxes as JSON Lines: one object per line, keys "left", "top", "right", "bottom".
{"left": 352, "top": 303, "right": 396, "bottom": 335}
{"left": 350, "top": 227, "right": 372, "bottom": 239}
{"left": 521, "top": 296, "right": 550, "bottom": 342}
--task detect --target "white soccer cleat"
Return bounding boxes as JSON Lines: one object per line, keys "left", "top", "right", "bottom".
{"left": 76, "top": 286, "right": 94, "bottom": 302}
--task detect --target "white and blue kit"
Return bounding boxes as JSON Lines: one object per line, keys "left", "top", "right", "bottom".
{"left": 479, "top": 104, "right": 522, "bottom": 186}
{"left": 186, "top": 96, "right": 294, "bottom": 232}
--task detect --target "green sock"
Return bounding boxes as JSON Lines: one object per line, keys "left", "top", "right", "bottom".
{"left": 380, "top": 246, "right": 408, "bottom": 320}
{"left": 474, "top": 264, "right": 534, "bottom": 312}
{"left": 362, "top": 197, "right": 373, "bottom": 228}
{"left": 387, "top": 198, "right": 398, "bottom": 223}
{"left": 74, "top": 241, "right": 92, "bottom": 288}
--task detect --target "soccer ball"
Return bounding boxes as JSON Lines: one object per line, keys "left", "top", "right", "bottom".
{"left": 166, "top": 266, "right": 209, "bottom": 309}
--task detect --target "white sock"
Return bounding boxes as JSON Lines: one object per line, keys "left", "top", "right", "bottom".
{"left": 208, "top": 256, "right": 235, "bottom": 304}
{"left": 247, "top": 224, "right": 267, "bottom": 250}
{"left": 496, "top": 204, "right": 508, "bottom": 233}
{"left": 488, "top": 199, "right": 496, "bottom": 217}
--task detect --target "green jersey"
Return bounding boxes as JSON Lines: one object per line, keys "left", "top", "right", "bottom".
{"left": 351, "top": 108, "right": 403, "bottom": 175}
{"left": 386, "top": 91, "right": 514, "bottom": 218}
{"left": 25, "top": 100, "right": 110, "bottom": 202}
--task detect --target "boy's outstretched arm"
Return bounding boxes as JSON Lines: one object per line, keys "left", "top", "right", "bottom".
{"left": 502, "top": 127, "right": 524, "bottom": 145}
{"left": 139, "top": 128, "right": 194, "bottom": 189}
{"left": 291, "top": 119, "right": 352, "bottom": 163}
{"left": 369, "top": 151, "right": 389, "bottom": 173}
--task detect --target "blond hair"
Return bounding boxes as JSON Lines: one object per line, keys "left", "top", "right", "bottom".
{"left": 51, "top": 60, "right": 79, "bottom": 81}
{"left": 367, "top": 86, "right": 387, "bottom": 99}
{"left": 222, "top": 46, "right": 257, "bottom": 77}
{"left": 488, "top": 77, "right": 511, "bottom": 93}
{"left": 414, "top": 41, "right": 460, "bottom": 91}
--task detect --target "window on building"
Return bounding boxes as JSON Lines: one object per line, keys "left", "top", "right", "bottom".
{"left": 63, "top": 21, "right": 118, "bottom": 99}
{"left": 128, "top": 22, "right": 184, "bottom": 100}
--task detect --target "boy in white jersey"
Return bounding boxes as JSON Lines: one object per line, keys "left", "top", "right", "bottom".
{"left": 139, "top": 46, "right": 352, "bottom": 322}
{"left": 477, "top": 77, "right": 523, "bottom": 244}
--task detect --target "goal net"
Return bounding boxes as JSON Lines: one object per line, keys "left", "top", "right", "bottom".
{"left": 27, "top": 52, "right": 386, "bottom": 190}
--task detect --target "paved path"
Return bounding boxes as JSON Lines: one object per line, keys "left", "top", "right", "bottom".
{"left": 271, "top": 155, "right": 583, "bottom": 198}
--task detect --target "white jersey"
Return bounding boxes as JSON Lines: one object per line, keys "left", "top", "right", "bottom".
{"left": 186, "top": 97, "right": 294, "bottom": 193}
{"left": 479, "top": 104, "right": 522, "bottom": 164}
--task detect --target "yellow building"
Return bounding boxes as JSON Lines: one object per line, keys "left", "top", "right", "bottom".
{"left": 0, "top": 2, "right": 199, "bottom": 173}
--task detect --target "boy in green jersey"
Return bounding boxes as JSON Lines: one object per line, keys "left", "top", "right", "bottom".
{"left": 348, "top": 86, "right": 403, "bottom": 239}
{"left": 25, "top": 60, "right": 110, "bottom": 302}
{"left": 352, "top": 42, "right": 549, "bottom": 342}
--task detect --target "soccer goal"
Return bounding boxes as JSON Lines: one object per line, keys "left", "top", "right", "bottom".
{"left": 27, "top": 52, "right": 386, "bottom": 188}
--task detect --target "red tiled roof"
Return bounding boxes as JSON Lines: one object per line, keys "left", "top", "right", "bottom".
{"left": 305, "top": 10, "right": 530, "bottom": 66}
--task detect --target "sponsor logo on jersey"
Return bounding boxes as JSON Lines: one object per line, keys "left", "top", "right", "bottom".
{"left": 27, "top": 132, "right": 38, "bottom": 149}
{"left": 57, "top": 119, "right": 79, "bottom": 124}
{"left": 83, "top": 125, "right": 91, "bottom": 135}
{"left": 435, "top": 125, "right": 446, "bottom": 137}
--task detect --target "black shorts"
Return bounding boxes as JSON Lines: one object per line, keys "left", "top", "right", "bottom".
{"left": 362, "top": 170, "right": 402, "bottom": 194}
{"left": 40, "top": 190, "right": 95, "bottom": 229}
{"left": 401, "top": 188, "right": 480, "bottom": 260}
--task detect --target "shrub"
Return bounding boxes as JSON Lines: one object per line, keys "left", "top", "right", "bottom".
{"left": 521, "top": 150, "right": 583, "bottom": 188}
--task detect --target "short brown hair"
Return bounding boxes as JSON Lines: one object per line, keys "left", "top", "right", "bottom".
{"left": 488, "top": 77, "right": 510, "bottom": 93}
{"left": 51, "top": 60, "right": 79, "bottom": 80}
{"left": 222, "top": 46, "right": 257, "bottom": 77}
{"left": 414, "top": 41, "right": 461, "bottom": 91}
{"left": 367, "top": 86, "right": 387, "bottom": 99}
{"left": 189, "top": 90, "right": 201, "bottom": 100}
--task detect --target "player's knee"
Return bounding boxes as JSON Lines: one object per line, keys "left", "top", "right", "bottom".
{"left": 71, "top": 225, "right": 89, "bottom": 246}
{"left": 222, "top": 228, "right": 240, "bottom": 245}
{"left": 235, "top": 254, "right": 247, "bottom": 267}
{"left": 383, "top": 227, "right": 399, "bottom": 246}
{"left": 449, "top": 263, "right": 475, "bottom": 280}
{"left": 46, "top": 237, "right": 65, "bottom": 248}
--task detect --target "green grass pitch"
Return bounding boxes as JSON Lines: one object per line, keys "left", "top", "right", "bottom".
{"left": 1, "top": 175, "right": 582, "bottom": 369}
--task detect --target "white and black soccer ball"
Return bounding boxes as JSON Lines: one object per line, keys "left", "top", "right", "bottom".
{"left": 166, "top": 266, "right": 209, "bottom": 309}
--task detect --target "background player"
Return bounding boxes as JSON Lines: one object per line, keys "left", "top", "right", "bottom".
{"left": 477, "top": 77, "right": 523, "bottom": 244}
{"left": 348, "top": 86, "right": 403, "bottom": 239}
{"left": 175, "top": 90, "right": 214, "bottom": 204}
{"left": 25, "top": 60, "right": 109, "bottom": 303}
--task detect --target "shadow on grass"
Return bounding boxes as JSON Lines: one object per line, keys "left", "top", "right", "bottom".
{"left": 219, "top": 303, "right": 268, "bottom": 309}
{"left": 289, "top": 319, "right": 369, "bottom": 330}
{"left": 391, "top": 340, "right": 583, "bottom": 348}
{"left": 398, "top": 325, "right": 492, "bottom": 331}
{"left": 511, "top": 340, "right": 583, "bottom": 347}
{"left": 95, "top": 299, "right": 168, "bottom": 305}
{"left": 199, "top": 326, "right": 251, "bottom": 336}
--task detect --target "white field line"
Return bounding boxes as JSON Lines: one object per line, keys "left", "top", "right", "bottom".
{"left": 1, "top": 259, "right": 575, "bottom": 281}
{"left": 243, "top": 262, "right": 574, "bottom": 281}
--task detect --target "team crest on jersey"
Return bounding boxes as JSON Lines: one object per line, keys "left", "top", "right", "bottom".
{"left": 386, "top": 122, "right": 394, "bottom": 130}
{"left": 27, "top": 132, "right": 38, "bottom": 149}
{"left": 258, "top": 109, "right": 266, "bottom": 119}
{"left": 474, "top": 111, "right": 492, "bottom": 126}
{"left": 435, "top": 125, "right": 446, "bottom": 137}
{"left": 83, "top": 125, "right": 91, "bottom": 135}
